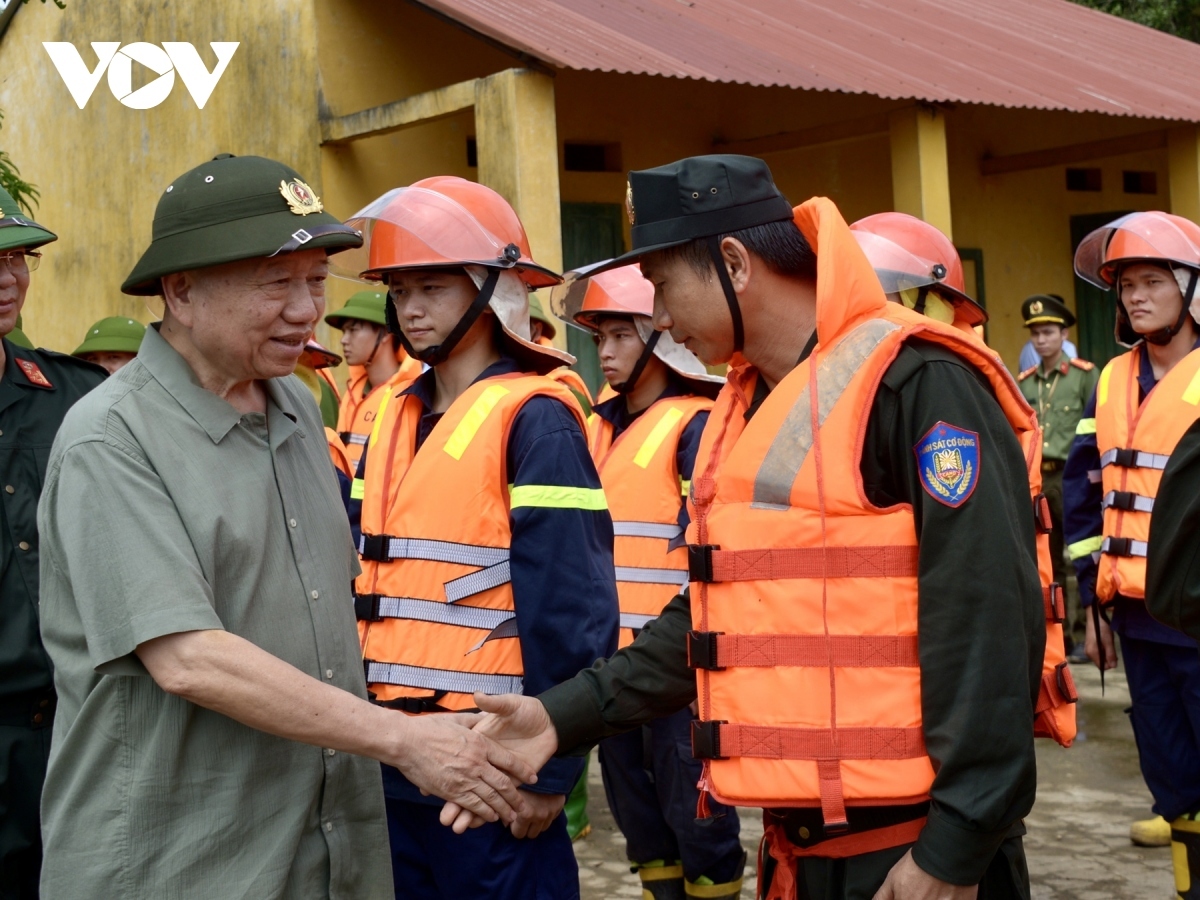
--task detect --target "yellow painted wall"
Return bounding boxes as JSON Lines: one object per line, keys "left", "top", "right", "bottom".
{"left": 0, "top": 0, "right": 322, "bottom": 353}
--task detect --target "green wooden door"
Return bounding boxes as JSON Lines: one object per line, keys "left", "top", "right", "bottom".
{"left": 1071, "top": 211, "right": 1131, "bottom": 369}
{"left": 560, "top": 202, "right": 626, "bottom": 395}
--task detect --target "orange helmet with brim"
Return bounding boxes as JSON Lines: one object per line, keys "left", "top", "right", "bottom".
{"left": 850, "top": 212, "right": 987, "bottom": 328}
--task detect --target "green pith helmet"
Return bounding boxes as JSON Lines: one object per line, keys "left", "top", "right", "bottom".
{"left": 0, "top": 184, "right": 56, "bottom": 253}
{"left": 324, "top": 289, "right": 388, "bottom": 329}
{"left": 122, "top": 154, "right": 363, "bottom": 296}
{"left": 72, "top": 316, "right": 146, "bottom": 357}
{"left": 528, "top": 293, "right": 557, "bottom": 340}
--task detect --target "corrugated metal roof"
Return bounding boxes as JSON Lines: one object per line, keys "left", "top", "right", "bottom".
{"left": 418, "top": 0, "right": 1200, "bottom": 121}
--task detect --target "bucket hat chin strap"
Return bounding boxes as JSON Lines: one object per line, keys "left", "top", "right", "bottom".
{"left": 707, "top": 235, "right": 745, "bottom": 354}
{"left": 1136, "top": 267, "right": 1199, "bottom": 346}
{"left": 614, "top": 330, "right": 662, "bottom": 394}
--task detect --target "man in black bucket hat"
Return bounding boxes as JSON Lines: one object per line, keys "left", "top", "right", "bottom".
{"left": 36, "top": 154, "right": 537, "bottom": 898}
{"left": 447, "top": 155, "right": 1046, "bottom": 900}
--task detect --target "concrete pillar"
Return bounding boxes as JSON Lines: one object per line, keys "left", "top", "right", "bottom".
{"left": 1169, "top": 125, "right": 1200, "bottom": 224}
{"left": 889, "top": 106, "right": 954, "bottom": 239}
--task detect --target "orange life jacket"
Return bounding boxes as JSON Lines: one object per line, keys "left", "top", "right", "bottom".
{"left": 337, "top": 358, "right": 423, "bottom": 468}
{"left": 589, "top": 395, "right": 712, "bottom": 647}
{"left": 325, "top": 427, "right": 352, "bottom": 478}
{"left": 1095, "top": 345, "right": 1200, "bottom": 602}
{"left": 684, "top": 198, "right": 1073, "bottom": 858}
{"left": 354, "top": 372, "right": 587, "bottom": 712}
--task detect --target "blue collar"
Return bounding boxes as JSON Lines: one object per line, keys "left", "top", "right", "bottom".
{"left": 402, "top": 355, "right": 523, "bottom": 412}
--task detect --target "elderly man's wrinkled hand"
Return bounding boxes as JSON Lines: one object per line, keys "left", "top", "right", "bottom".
{"left": 388, "top": 712, "right": 537, "bottom": 826}
{"left": 439, "top": 692, "right": 560, "bottom": 833}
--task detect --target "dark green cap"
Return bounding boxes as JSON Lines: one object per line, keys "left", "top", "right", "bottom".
{"left": 73, "top": 316, "right": 146, "bottom": 356}
{"left": 0, "top": 184, "right": 56, "bottom": 253}
{"left": 1022, "top": 294, "right": 1075, "bottom": 329}
{"left": 528, "top": 293, "right": 556, "bottom": 339}
{"left": 325, "top": 289, "right": 388, "bottom": 329}
{"left": 122, "top": 154, "right": 363, "bottom": 296}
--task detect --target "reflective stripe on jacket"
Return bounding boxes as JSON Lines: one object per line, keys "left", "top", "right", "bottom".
{"left": 356, "top": 372, "right": 588, "bottom": 710}
{"left": 1095, "top": 345, "right": 1200, "bottom": 602}
{"left": 589, "top": 395, "right": 712, "bottom": 647}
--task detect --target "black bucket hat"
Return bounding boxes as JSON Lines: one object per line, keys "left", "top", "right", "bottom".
{"left": 122, "top": 154, "right": 363, "bottom": 295}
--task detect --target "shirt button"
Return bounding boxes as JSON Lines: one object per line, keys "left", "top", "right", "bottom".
{"left": 325, "top": 669, "right": 334, "bottom": 680}
{"left": 289, "top": 518, "right": 298, "bottom": 528}
{"left": 18, "top": 541, "right": 29, "bottom": 551}
{"left": 326, "top": 748, "right": 336, "bottom": 757}
{"left": 310, "top": 589, "right": 319, "bottom": 600}
{"left": 798, "top": 826, "right": 810, "bottom": 839}
{"left": 324, "top": 821, "right": 333, "bottom": 833}
{"left": 4, "top": 485, "right": 13, "bottom": 494}
{"left": 32, "top": 712, "right": 44, "bottom": 724}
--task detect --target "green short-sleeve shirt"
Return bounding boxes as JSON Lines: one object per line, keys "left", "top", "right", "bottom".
{"left": 36, "top": 325, "right": 391, "bottom": 899}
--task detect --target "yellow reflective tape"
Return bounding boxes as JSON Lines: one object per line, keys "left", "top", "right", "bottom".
{"left": 1075, "top": 417, "right": 1096, "bottom": 436}
{"left": 1183, "top": 367, "right": 1200, "bottom": 405}
{"left": 367, "top": 388, "right": 394, "bottom": 450}
{"left": 1067, "top": 535, "right": 1103, "bottom": 561}
{"left": 680, "top": 478, "right": 691, "bottom": 497}
{"left": 350, "top": 478, "right": 365, "bottom": 500}
{"left": 509, "top": 484, "right": 608, "bottom": 510}
{"left": 633, "top": 407, "right": 685, "bottom": 469}
{"left": 444, "top": 385, "right": 510, "bottom": 460}
{"left": 1097, "top": 361, "right": 1114, "bottom": 408}
{"left": 685, "top": 876, "right": 745, "bottom": 898}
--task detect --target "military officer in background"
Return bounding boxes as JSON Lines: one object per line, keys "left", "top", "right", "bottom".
{"left": 0, "top": 185, "right": 106, "bottom": 898}
{"left": 1017, "top": 294, "right": 1098, "bottom": 660}
{"left": 71, "top": 316, "right": 146, "bottom": 374}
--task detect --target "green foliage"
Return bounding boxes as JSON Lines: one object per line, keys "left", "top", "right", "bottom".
{"left": 0, "top": 111, "right": 38, "bottom": 214}
{"left": 1071, "top": 0, "right": 1200, "bottom": 42}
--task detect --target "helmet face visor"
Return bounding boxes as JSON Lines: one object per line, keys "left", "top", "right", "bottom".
{"left": 852, "top": 230, "right": 947, "bottom": 294}
{"left": 553, "top": 264, "right": 655, "bottom": 328}
{"left": 1075, "top": 211, "right": 1200, "bottom": 288}
{"left": 333, "top": 187, "right": 519, "bottom": 281}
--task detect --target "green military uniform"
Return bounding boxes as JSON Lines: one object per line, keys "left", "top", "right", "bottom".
{"left": 0, "top": 190, "right": 106, "bottom": 899}
{"left": 1148, "top": 417, "right": 1200, "bottom": 644}
{"left": 7, "top": 315, "right": 32, "bottom": 350}
{"left": 1016, "top": 294, "right": 1098, "bottom": 648}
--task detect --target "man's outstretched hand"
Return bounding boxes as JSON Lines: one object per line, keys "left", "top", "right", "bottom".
{"left": 439, "top": 692, "right": 559, "bottom": 834}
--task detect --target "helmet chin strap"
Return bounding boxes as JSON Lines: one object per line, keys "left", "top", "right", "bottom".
{"left": 707, "top": 235, "right": 744, "bottom": 354}
{"left": 614, "top": 330, "right": 662, "bottom": 394}
{"left": 387, "top": 267, "right": 503, "bottom": 367}
{"left": 1139, "top": 267, "right": 1198, "bottom": 346}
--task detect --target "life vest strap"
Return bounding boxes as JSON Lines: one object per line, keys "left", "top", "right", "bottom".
{"left": 620, "top": 612, "right": 658, "bottom": 631}
{"left": 444, "top": 561, "right": 512, "bottom": 602}
{"left": 1101, "top": 490, "right": 1155, "bottom": 513}
{"left": 357, "top": 534, "right": 509, "bottom": 567}
{"left": 1036, "top": 661, "right": 1079, "bottom": 714}
{"left": 353, "top": 593, "right": 517, "bottom": 634}
{"left": 1100, "top": 447, "right": 1170, "bottom": 470}
{"left": 687, "top": 631, "right": 919, "bottom": 670}
{"left": 687, "top": 544, "right": 919, "bottom": 583}
{"left": 615, "top": 565, "right": 689, "bottom": 586}
{"left": 612, "top": 520, "right": 684, "bottom": 540}
{"left": 364, "top": 660, "right": 524, "bottom": 696}
{"left": 1101, "top": 536, "right": 1148, "bottom": 558}
{"left": 342, "top": 432, "right": 368, "bottom": 446}
{"left": 692, "top": 721, "right": 926, "bottom": 762}
{"left": 1043, "top": 583, "right": 1065, "bottom": 624}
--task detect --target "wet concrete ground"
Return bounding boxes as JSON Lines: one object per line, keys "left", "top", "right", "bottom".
{"left": 575, "top": 660, "right": 1175, "bottom": 899}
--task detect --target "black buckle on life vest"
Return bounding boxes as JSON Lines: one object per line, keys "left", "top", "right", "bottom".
{"left": 1055, "top": 661, "right": 1079, "bottom": 704}
{"left": 1105, "top": 537, "right": 1136, "bottom": 557}
{"left": 360, "top": 534, "right": 389, "bottom": 561}
{"left": 688, "top": 544, "right": 718, "bottom": 583}
{"left": 687, "top": 631, "right": 725, "bottom": 670}
{"left": 1047, "top": 583, "right": 1066, "bottom": 623}
{"left": 1107, "top": 490, "right": 1138, "bottom": 511}
{"left": 1112, "top": 448, "right": 1139, "bottom": 468}
{"left": 691, "top": 719, "right": 726, "bottom": 760}
{"left": 1033, "top": 493, "right": 1053, "bottom": 534}
{"left": 354, "top": 593, "right": 382, "bottom": 622}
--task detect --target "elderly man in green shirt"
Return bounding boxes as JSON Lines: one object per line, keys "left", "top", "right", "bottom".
{"left": 36, "top": 155, "right": 535, "bottom": 899}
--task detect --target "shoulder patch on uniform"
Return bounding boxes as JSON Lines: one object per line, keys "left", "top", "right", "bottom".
{"left": 1017, "top": 365, "right": 1037, "bottom": 381}
{"left": 914, "top": 421, "right": 979, "bottom": 508}
{"left": 1070, "top": 357, "right": 1095, "bottom": 371}
{"left": 15, "top": 357, "right": 52, "bottom": 388}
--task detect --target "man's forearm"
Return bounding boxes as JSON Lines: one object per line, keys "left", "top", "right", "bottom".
{"left": 539, "top": 591, "right": 696, "bottom": 754}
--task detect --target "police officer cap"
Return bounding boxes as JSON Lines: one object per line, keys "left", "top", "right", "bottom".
{"left": 325, "top": 290, "right": 389, "bottom": 329}
{"left": 590, "top": 155, "right": 794, "bottom": 274}
{"left": 122, "top": 154, "right": 363, "bottom": 296}
{"left": 1022, "top": 294, "right": 1075, "bottom": 329}
{"left": 0, "top": 184, "right": 56, "bottom": 253}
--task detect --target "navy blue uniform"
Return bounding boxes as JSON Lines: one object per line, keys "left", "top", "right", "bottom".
{"left": 354, "top": 357, "right": 618, "bottom": 900}
{"left": 592, "top": 380, "right": 745, "bottom": 885}
{"left": 1064, "top": 343, "right": 1200, "bottom": 821}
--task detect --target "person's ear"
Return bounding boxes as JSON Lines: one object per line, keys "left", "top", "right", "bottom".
{"left": 161, "top": 271, "right": 199, "bottom": 329}
{"left": 720, "top": 237, "right": 753, "bottom": 295}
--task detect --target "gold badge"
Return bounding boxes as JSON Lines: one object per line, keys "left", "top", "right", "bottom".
{"left": 625, "top": 182, "right": 636, "bottom": 226}
{"left": 280, "top": 179, "right": 324, "bottom": 216}
{"left": 1029, "top": 299, "right": 1044, "bottom": 315}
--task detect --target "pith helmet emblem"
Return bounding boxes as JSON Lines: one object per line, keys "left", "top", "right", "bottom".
{"left": 625, "top": 182, "right": 636, "bottom": 226}
{"left": 1029, "top": 299, "right": 1044, "bottom": 315}
{"left": 280, "top": 179, "right": 324, "bottom": 216}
